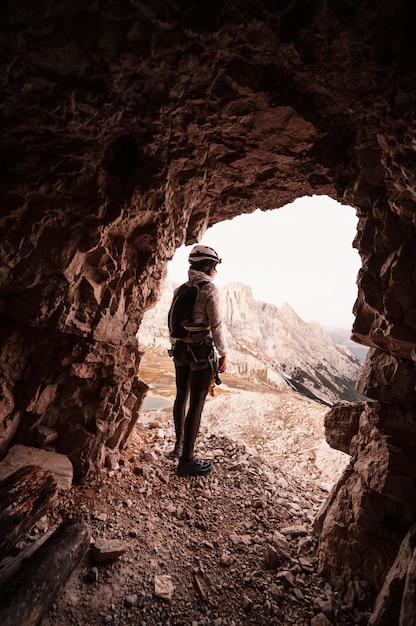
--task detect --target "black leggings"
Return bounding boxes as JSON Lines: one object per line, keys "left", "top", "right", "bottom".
{"left": 173, "top": 363, "right": 212, "bottom": 460}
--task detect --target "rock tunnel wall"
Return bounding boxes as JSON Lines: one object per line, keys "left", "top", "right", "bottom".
{"left": 1, "top": 0, "right": 416, "bottom": 613}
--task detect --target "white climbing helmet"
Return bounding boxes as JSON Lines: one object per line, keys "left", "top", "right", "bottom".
{"left": 188, "top": 245, "right": 222, "bottom": 264}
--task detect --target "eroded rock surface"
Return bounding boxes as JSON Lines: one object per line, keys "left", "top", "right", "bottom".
{"left": 1, "top": 0, "right": 416, "bottom": 617}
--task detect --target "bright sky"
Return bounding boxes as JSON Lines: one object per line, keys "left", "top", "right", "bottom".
{"left": 167, "top": 195, "right": 361, "bottom": 330}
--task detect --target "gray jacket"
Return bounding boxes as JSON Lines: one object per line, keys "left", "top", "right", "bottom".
{"left": 174, "top": 269, "right": 228, "bottom": 357}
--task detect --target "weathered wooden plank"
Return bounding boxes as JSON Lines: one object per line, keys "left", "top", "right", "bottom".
{"left": 0, "top": 527, "right": 56, "bottom": 591}
{"left": 0, "top": 517, "right": 90, "bottom": 626}
{"left": 0, "top": 465, "right": 58, "bottom": 560}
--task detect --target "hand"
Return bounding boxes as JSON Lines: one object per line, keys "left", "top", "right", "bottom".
{"left": 218, "top": 355, "right": 227, "bottom": 373}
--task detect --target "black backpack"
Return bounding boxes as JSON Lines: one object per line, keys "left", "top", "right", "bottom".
{"left": 168, "top": 281, "right": 210, "bottom": 342}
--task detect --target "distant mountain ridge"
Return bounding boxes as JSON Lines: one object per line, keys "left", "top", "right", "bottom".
{"left": 326, "top": 327, "right": 369, "bottom": 361}
{"left": 137, "top": 281, "right": 365, "bottom": 405}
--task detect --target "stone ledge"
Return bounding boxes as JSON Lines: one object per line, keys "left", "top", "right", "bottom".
{"left": 0, "top": 445, "right": 73, "bottom": 490}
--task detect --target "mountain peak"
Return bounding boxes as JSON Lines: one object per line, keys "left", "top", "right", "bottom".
{"left": 222, "top": 282, "right": 254, "bottom": 299}
{"left": 278, "top": 301, "right": 301, "bottom": 318}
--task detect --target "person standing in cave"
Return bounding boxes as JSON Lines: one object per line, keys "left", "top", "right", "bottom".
{"left": 168, "top": 245, "right": 228, "bottom": 476}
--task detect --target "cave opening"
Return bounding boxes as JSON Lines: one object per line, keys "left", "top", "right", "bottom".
{"left": 168, "top": 194, "right": 361, "bottom": 332}
{"left": 136, "top": 193, "right": 366, "bottom": 488}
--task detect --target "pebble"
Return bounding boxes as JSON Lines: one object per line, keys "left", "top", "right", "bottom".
{"left": 265, "top": 544, "right": 280, "bottom": 568}
{"left": 242, "top": 595, "right": 254, "bottom": 612}
{"left": 84, "top": 567, "right": 99, "bottom": 583}
{"left": 154, "top": 574, "right": 174, "bottom": 601}
{"left": 92, "top": 539, "right": 128, "bottom": 563}
{"left": 272, "top": 530, "right": 292, "bottom": 559}
{"left": 125, "top": 593, "right": 138, "bottom": 607}
{"left": 240, "top": 534, "right": 252, "bottom": 546}
{"left": 229, "top": 532, "right": 241, "bottom": 545}
{"left": 280, "top": 524, "right": 308, "bottom": 537}
{"left": 220, "top": 553, "right": 233, "bottom": 566}
{"left": 276, "top": 570, "right": 295, "bottom": 586}
{"left": 293, "top": 587, "right": 305, "bottom": 601}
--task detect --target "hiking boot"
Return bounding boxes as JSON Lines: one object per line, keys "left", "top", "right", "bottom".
{"left": 177, "top": 457, "right": 213, "bottom": 477}
{"left": 168, "top": 442, "right": 183, "bottom": 459}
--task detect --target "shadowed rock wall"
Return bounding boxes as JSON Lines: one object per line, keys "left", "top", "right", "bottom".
{"left": 1, "top": 0, "right": 416, "bottom": 615}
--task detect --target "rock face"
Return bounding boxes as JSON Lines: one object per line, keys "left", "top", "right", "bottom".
{"left": 1, "top": 0, "right": 416, "bottom": 616}
{"left": 220, "top": 283, "right": 362, "bottom": 404}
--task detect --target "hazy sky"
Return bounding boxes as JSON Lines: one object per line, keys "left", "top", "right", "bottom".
{"left": 167, "top": 195, "right": 361, "bottom": 330}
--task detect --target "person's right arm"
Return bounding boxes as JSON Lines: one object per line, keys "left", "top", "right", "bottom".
{"left": 206, "top": 286, "right": 228, "bottom": 359}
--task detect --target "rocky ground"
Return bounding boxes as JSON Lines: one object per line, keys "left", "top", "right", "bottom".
{"left": 39, "top": 430, "right": 365, "bottom": 626}
{"left": 33, "top": 358, "right": 371, "bottom": 626}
